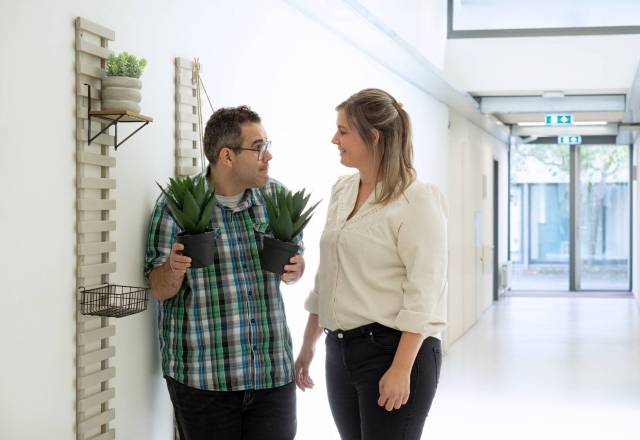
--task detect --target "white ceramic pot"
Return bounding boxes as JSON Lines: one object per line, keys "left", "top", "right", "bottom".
{"left": 101, "top": 76, "right": 142, "bottom": 113}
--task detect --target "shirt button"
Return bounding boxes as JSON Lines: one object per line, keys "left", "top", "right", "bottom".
{"left": 248, "top": 289, "right": 253, "bottom": 296}
{"left": 337, "top": 333, "right": 344, "bottom": 339}
{"left": 253, "top": 345, "right": 257, "bottom": 350}
{"left": 251, "top": 318, "right": 256, "bottom": 324}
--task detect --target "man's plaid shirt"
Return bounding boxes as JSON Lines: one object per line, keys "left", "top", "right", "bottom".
{"left": 144, "top": 172, "right": 299, "bottom": 391}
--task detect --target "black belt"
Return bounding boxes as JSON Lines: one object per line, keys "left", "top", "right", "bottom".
{"left": 324, "top": 322, "right": 400, "bottom": 341}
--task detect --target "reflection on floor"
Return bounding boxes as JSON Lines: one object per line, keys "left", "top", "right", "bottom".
{"left": 510, "top": 265, "right": 630, "bottom": 291}
{"left": 505, "top": 290, "right": 633, "bottom": 298}
{"left": 423, "top": 296, "right": 640, "bottom": 440}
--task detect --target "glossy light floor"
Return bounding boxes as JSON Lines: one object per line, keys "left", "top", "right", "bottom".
{"left": 423, "top": 296, "right": 640, "bottom": 440}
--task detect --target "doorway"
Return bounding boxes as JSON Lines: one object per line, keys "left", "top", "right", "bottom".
{"left": 509, "top": 141, "right": 631, "bottom": 292}
{"left": 493, "top": 159, "right": 500, "bottom": 301}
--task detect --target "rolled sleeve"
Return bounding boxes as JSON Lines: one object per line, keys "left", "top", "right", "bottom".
{"left": 394, "top": 185, "right": 448, "bottom": 337}
{"left": 143, "top": 196, "right": 178, "bottom": 281}
{"left": 293, "top": 233, "right": 305, "bottom": 256}
{"left": 304, "top": 289, "right": 320, "bottom": 314}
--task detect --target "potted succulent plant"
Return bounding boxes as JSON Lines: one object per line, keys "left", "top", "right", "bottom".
{"left": 156, "top": 176, "right": 218, "bottom": 268}
{"left": 102, "top": 51, "right": 147, "bottom": 113}
{"left": 260, "top": 187, "right": 320, "bottom": 274}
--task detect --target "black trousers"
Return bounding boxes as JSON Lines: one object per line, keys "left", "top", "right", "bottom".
{"left": 165, "top": 377, "right": 296, "bottom": 440}
{"left": 325, "top": 323, "right": 442, "bottom": 440}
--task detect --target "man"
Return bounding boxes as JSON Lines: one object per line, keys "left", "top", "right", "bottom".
{"left": 145, "top": 106, "right": 304, "bottom": 440}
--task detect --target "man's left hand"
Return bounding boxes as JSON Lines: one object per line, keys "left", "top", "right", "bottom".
{"left": 281, "top": 255, "right": 305, "bottom": 284}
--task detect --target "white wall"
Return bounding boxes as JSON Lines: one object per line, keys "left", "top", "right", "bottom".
{"left": 359, "top": 0, "right": 447, "bottom": 71}
{"left": 446, "top": 34, "right": 640, "bottom": 94}
{"left": 634, "top": 140, "right": 639, "bottom": 302}
{"left": 446, "top": 111, "right": 509, "bottom": 346}
{"left": 0, "top": 1, "right": 452, "bottom": 438}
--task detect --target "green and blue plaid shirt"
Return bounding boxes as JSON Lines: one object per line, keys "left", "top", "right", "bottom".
{"left": 144, "top": 172, "right": 299, "bottom": 391}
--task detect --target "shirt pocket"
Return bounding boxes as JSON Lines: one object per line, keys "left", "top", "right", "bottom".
{"left": 253, "top": 221, "right": 271, "bottom": 251}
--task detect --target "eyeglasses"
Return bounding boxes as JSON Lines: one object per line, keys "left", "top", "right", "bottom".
{"left": 233, "top": 139, "right": 271, "bottom": 161}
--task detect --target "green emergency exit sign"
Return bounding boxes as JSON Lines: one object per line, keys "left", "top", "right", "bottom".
{"left": 545, "top": 113, "right": 573, "bottom": 125}
{"left": 558, "top": 135, "right": 581, "bottom": 144}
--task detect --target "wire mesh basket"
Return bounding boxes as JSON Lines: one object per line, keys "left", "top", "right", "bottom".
{"left": 80, "top": 284, "right": 149, "bottom": 318}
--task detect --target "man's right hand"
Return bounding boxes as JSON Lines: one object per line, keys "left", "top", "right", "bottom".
{"left": 168, "top": 243, "right": 192, "bottom": 282}
{"left": 149, "top": 243, "right": 192, "bottom": 301}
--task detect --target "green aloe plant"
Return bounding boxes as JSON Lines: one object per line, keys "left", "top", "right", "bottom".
{"left": 106, "top": 51, "right": 148, "bottom": 78}
{"left": 261, "top": 187, "right": 321, "bottom": 242}
{"left": 156, "top": 176, "right": 215, "bottom": 234}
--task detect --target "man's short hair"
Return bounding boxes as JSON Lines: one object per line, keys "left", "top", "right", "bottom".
{"left": 203, "top": 106, "right": 261, "bottom": 164}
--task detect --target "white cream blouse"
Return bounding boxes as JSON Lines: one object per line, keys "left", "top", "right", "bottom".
{"left": 304, "top": 173, "right": 448, "bottom": 338}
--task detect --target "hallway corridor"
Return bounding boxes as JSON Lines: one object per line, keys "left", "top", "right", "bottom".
{"left": 424, "top": 296, "right": 640, "bottom": 440}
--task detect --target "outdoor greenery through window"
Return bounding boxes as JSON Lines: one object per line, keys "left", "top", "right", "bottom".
{"left": 579, "top": 145, "right": 630, "bottom": 290}
{"left": 510, "top": 143, "right": 630, "bottom": 291}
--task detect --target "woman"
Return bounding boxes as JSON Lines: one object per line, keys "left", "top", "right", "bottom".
{"left": 296, "top": 88, "right": 448, "bottom": 440}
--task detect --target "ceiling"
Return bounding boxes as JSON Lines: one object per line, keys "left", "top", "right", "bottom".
{"left": 474, "top": 92, "right": 635, "bottom": 140}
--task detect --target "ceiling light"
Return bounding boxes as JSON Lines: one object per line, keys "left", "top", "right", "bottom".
{"left": 517, "top": 122, "right": 546, "bottom": 126}
{"left": 517, "top": 121, "right": 609, "bottom": 127}
{"left": 573, "top": 121, "right": 608, "bottom": 126}
{"left": 542, "top": 91, "right": 565, "bottom": 98}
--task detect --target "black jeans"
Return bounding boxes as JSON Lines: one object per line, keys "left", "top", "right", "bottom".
{"left": 165, "top": 377, "right": 296, "bottom": 440}
{"left": 325, "top": 323, "right": 442, "bottom": 440}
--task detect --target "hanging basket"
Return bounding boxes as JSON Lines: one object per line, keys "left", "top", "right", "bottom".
{"left": 80, "top": 284, "right": 149, "bottom": 318}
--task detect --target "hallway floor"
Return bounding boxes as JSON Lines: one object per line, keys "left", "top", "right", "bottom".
{"left": 423, "top": 296, "right": 640, "bottom": 440}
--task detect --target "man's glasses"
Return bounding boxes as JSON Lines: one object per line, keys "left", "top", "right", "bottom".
{"left": 233, "top": 139, "right": 271, "bottom": 161}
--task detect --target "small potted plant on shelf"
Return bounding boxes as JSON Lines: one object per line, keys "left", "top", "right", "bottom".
{"left": 156, "top": 176, "right": 218, "bottom": 268}
{"left": 260, "top": 187, "right": 321, "bottom": 274}
{"left": 102, "top": 51, "right": 147, "bottom": 113}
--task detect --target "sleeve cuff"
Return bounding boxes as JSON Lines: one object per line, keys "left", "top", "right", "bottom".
{"left": 143, "top": 260, "right": 167, "bottom": 282}
{"left": 304, "top": 290, "right": 319, "bottom": 314}
{"left": 394, "top": 310, "right": 447, "bottom": 338}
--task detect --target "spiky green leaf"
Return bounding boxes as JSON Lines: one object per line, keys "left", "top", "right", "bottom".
{"left": 194, "top": 194, "right": 215, "bottom": 233}
{"left": 260, "top": 185, "right": 321, "bottom": 242}
{"left": 272, "top": 204, "right": 294, "bottom": 241}
{"left": 168, "top": 177, "right": 186, "bottom": 206}
{"left": 290, "top": 190, "right": 304, "bottom": 220}
{"left": 157, "top": 176, "right": 216, "bottom": 234}
{"left": 182, "top": 191, "right": 200, "bottom": 223}
{"left": 156, "top": 182, "right": 181, "bottom": 213}
{"left": 292, "top": 217, "right": 312, "bottom": 239}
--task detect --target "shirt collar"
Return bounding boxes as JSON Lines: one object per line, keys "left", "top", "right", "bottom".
{"left": 202, "top": 166, "right": 265, "bottom": 211}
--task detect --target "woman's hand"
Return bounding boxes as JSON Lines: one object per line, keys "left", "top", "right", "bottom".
{"left": 378, "top": 365, "right": 411, "bottom": 411}
{"left": 295, "top": 344, "right": 316, "bottom": 391}
{"left": 377, "top": 331, "right": 422, "bottom": 411}
{"left": 296, "top": 314, "right": 323, "bottom": 391}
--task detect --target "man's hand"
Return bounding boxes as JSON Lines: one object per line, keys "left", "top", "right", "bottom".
{"left": 149, "top": 243, "right": 192, "bottom": 301}
{"left": 281, "top": 254, "right": 304, "bottom": 284}
{"left": 168, "top": 243, "right": 191, "bottom": 285}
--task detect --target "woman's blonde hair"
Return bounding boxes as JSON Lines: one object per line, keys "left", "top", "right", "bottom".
{"left": 337, "top": 88, "right": 415, "bottom": 204}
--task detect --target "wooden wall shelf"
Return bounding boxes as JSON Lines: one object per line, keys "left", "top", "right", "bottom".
{"left": 86, "top": 84, "right": 153, "bottom": 150}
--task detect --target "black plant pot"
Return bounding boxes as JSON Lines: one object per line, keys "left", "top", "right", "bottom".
{"left": 176, "top": 229, "right": 218, "bottom": 268}
{"left": 260, "top": 236, "right": 299, "bottom": 274}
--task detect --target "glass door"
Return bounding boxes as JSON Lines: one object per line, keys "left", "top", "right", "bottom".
{"left": 510, "top": 144, "right": 570, "bottom": 290}
{"left": 509, "top": 142, "right": 632, "bottom": 292}
{"left": 576, "top": 145, "right": 631, "bottom": 290}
